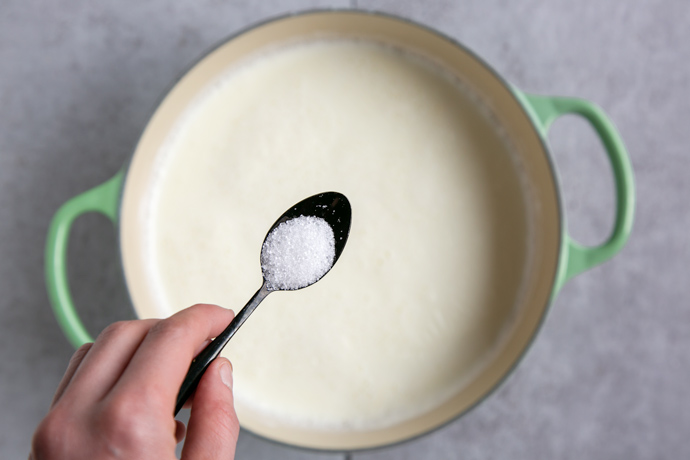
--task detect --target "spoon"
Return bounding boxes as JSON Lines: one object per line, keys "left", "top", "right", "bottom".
{"left": 174, "top": 191, "right": 351, "bottom": 415}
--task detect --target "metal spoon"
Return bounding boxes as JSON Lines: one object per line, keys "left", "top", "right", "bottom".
{"left": 174, "top": 191, "right": 352, "bottom": 415}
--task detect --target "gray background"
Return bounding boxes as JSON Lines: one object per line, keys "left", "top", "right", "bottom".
{"left": 1, "top": 0, "right": 687, "bottom": 458}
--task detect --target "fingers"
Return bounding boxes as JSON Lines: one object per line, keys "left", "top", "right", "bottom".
{"left": 112, "top": 304, "right": 235, "bottom": 409}
{"left": 56, "top": 319, "right": 159, "bottom": 406}
{"left": 51, "top": 342, "right": 93, "bottom": 407}
{"left": 181, "top": 358, "right": 239, "bottom": 460}
{"left": 34, "top": 304, "right": 240, "bottom": 460}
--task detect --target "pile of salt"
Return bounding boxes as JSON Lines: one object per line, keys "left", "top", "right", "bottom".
{"left": 260, "top": 215, "right": 336, "bottom": 291}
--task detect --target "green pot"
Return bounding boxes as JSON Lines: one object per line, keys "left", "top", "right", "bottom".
{"left": 45, "top": 10, "right": 634, "bottom": 451}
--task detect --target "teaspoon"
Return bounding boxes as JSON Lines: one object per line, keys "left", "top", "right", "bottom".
{"left": 174, "top": 191, "right": 351, "bottom": 415}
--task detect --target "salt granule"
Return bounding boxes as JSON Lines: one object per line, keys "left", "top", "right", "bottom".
{"left": 261, "top": 215, "right": 336, "bottom": 290}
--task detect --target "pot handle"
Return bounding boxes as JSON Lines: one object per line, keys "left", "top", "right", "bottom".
{"left": 45, "top": 171, "right": 124, "bottom": 348}
{"left": 521, "top": 93, "right": 635, "bottom": 283}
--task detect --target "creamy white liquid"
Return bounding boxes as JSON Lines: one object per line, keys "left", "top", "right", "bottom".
{"left": 146, "top": 40, "right": 529, "bottom": 430}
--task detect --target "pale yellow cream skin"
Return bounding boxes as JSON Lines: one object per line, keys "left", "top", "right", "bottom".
{"left": 146, "top": 40, "right": 528, "bottom": 430}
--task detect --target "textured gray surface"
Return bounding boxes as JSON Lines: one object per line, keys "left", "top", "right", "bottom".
{"left": 1, "top": 0, "right": 687, "bottom": 458}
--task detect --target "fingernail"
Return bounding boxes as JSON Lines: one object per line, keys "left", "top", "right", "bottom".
{"left": 219, "top": 361, "right": 233, "bottom": 390}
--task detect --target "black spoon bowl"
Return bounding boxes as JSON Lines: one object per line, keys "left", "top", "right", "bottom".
{"left": 175, "top": 191, "right": 351, "bottom": 415}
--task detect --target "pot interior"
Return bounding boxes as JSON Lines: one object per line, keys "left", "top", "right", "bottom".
{"left": 120, "top": 11, "right": 561, "bottom": 451}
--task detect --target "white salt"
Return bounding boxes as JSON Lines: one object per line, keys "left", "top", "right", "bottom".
{"left": 261, "top": 215, "right": 336, "bottom": 291}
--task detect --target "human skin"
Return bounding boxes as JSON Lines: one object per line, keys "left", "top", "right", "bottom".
{"left": 29, "top": 304, "right": 240, "bottom": 460}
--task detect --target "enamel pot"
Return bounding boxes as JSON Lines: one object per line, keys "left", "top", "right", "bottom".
{"left": 45, "top": 10, "right": 634, "bottom": 452}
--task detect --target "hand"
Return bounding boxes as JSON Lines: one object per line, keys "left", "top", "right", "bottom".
{"left": 30, "top": 304, "right": 239, "bottom": 460}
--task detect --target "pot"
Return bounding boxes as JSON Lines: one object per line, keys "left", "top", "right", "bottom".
{"left": 45, "top": 10, "right": 634, "bottom": 451}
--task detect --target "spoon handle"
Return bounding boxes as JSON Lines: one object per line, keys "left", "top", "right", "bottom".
{"left": 175, "top": 282, "right": 271, "bottom": 415}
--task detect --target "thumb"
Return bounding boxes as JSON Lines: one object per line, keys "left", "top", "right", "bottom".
{"left": 181, "top": 357, "right": 239, "bottom": 460}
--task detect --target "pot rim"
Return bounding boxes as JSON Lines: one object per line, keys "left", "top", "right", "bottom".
{"left": 121, "top": 9, "right": 563, "bottom": 453}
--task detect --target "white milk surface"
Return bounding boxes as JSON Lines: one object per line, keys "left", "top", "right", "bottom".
{"left": 146, "top": 40, "right": 529, "bottom": 430}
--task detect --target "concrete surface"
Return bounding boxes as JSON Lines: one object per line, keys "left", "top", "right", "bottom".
{"left": 1, "top": 0, "right": 688, "bottom": 458}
